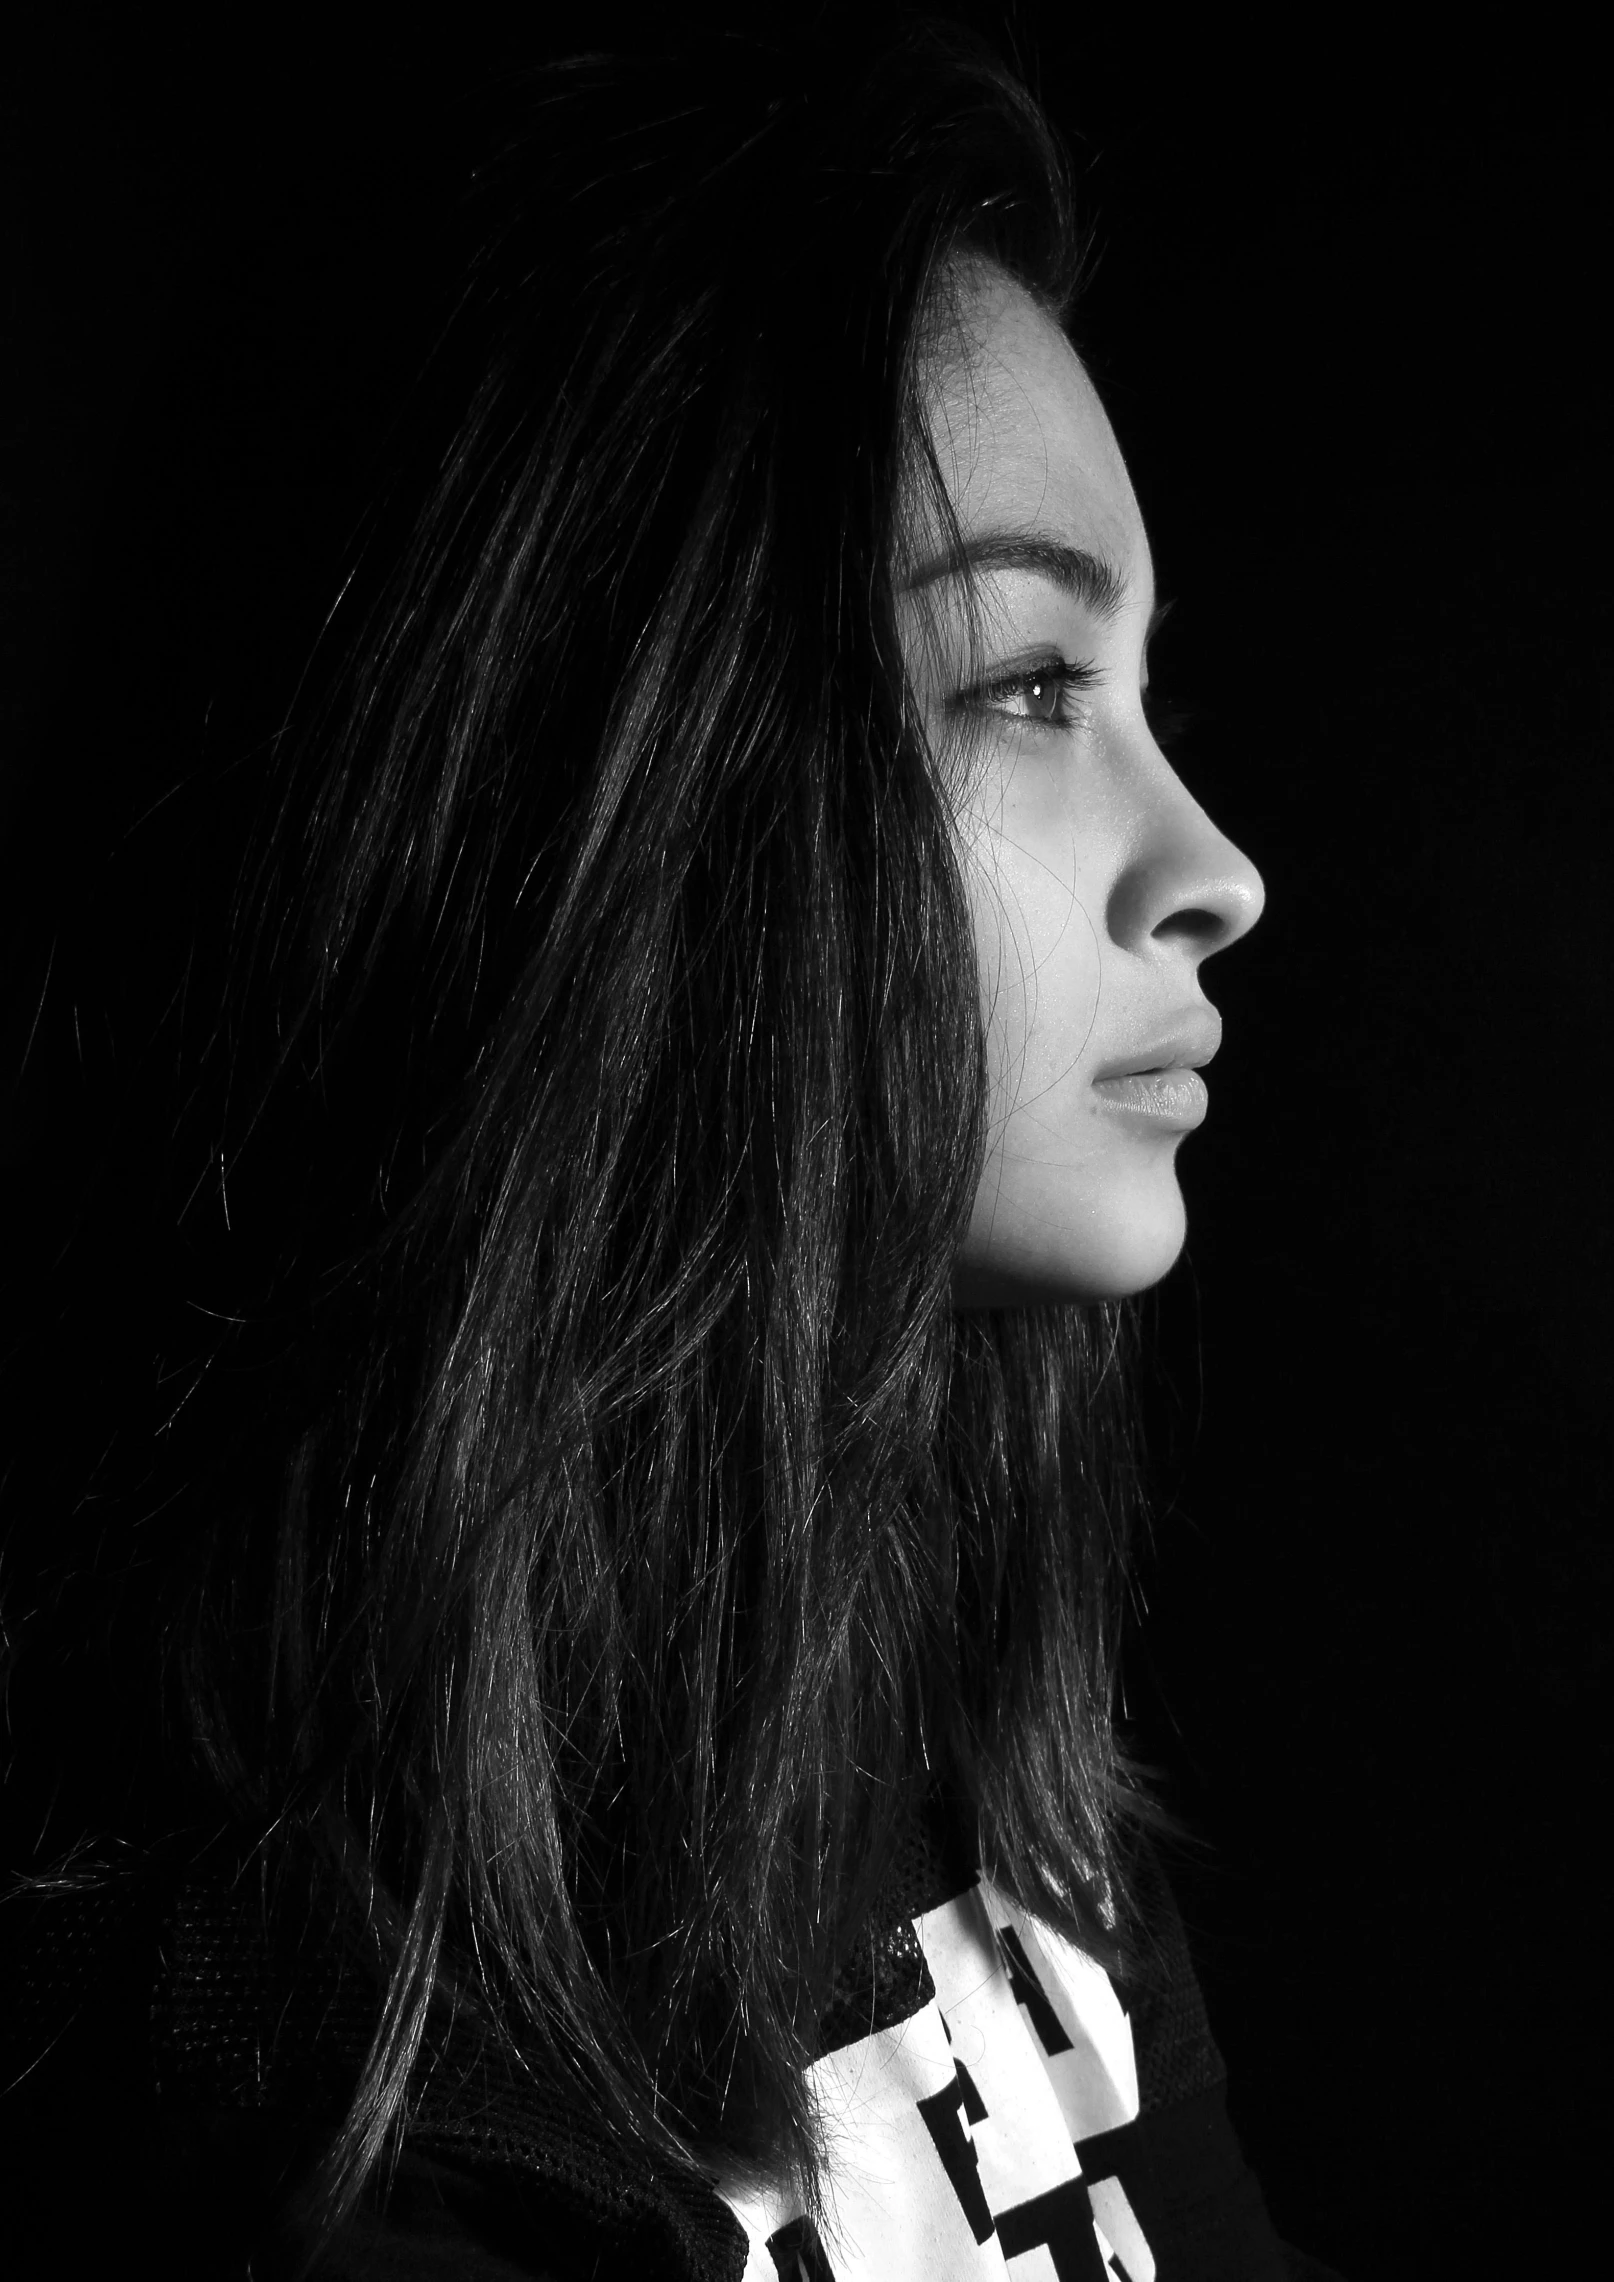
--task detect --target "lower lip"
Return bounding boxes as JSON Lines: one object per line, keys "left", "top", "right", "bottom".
{"left": 1092, "top": 1068, "right": 1209, "bottom": 1129}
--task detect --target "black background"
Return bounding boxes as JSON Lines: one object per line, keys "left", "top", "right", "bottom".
{"left": 4, "top": 8, "right": 1608, "bottom": 2275}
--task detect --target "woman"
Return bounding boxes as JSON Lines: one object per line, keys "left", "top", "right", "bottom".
{"left": 2, "top": 23, "right": 1342, "bottom": 2281}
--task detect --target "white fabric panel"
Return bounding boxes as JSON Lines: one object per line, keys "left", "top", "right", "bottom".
{"left": 711, "top": 1878, "right": 1155, "bottom": 2282}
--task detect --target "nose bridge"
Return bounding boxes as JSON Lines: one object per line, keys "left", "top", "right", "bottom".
{"left": 1105, "top": 739, "right": 1266, "bottom": 957}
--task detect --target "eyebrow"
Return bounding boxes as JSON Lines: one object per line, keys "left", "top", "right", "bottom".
{"left": 901, "top": 531, "right": 1133, "bottom": 623}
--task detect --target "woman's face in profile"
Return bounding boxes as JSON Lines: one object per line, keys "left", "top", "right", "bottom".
{"left": 901, "top": 264, "right": 1265, "bottom": 1307}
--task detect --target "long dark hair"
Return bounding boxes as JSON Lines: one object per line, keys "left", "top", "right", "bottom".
{"left": 7, "top": 18, "right": 1151, "bottom": 2241}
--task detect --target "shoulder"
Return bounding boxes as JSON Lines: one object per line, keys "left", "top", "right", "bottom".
{"left": 1, "top": 1864, "right": 738, "bottom": 2282}
{"left": 304, "top": 2149, "right": 596, "bottom": 2281}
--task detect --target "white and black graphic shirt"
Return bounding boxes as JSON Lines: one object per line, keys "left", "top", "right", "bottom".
{"left": 716, "top": 1876, "right": 1154, "bottom": 2282}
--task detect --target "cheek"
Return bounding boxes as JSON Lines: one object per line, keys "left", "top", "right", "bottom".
{"left": 962, "top": 760, "right": 1106, "bottom": 1117}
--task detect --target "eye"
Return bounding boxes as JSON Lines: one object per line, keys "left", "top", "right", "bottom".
{"left": 957, "top": 658, "right": 1099, "bottom": 729}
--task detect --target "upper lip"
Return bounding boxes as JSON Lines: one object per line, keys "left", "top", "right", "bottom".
{"left": 1093, "top": 1009, "right": 1223, "bottom": 1082}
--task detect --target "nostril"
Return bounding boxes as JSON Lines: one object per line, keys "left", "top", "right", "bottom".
{"left": 1152, "top": 905, "right": 1228, "bottom": 949}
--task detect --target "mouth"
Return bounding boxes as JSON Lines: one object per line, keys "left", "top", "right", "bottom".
{"left": 1091, "top": 1013, "right": 1221, "bottom": 1130}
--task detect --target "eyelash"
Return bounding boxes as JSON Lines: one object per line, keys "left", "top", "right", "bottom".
{"left": 1143, "top": 689, "right": 1190, "bottom": 753}
{"left": 956, "top": 661, "right": 1192, "bottom": 751}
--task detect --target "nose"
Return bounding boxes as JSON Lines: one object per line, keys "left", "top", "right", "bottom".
{"left": 1105, "top": 754, "right": 1266, "bottom": 962}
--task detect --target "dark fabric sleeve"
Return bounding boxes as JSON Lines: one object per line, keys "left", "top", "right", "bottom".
{"left": 1114, "top": 1837, "right": 1350, "bottom": 2282}
{"left": 1, "top": 1874, "right": 732, "bottom": 2282}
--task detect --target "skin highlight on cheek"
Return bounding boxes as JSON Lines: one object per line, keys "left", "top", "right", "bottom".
{"left": 969, "top": 806, "right": 1103, "bottom": 1167}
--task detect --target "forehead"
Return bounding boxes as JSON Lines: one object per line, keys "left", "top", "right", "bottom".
{"left": 920, "top": 263, "right": 1145, "bottom": 581}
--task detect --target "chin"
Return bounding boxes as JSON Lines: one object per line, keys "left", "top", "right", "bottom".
{"left": 950, "top": 1169, "right": 1188, "bottom": 1308}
